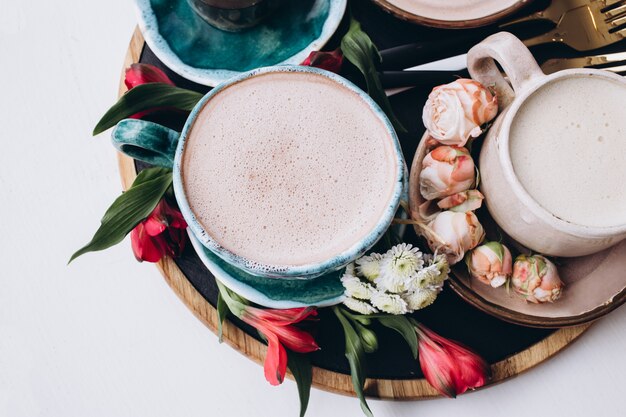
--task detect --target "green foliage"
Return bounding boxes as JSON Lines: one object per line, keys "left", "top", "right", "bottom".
{"left": 341, "top": 18, "right": 406, "bottom": 133}
{"left": 333, "top": 307, "right": 373, "bottom": 417}
{"left": 93, "top": 83, "right": 203, "bottom": 135}
{"left": 287, "top": 351, "right": 313, "bottom": 417}
{"left": 69, "top": 168, "right": 172, "bottom": 262}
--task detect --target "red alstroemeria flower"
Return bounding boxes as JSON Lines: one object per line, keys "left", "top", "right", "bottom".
{"left": 125, "top": 63, "right": 174, "bottom": 89}
{"left": 124, "top": 63, "right": 175, "bottom": 119}
{"left": 415, "top": 322, "right": 490, "bottom": 398}
{"left": 241, "top": 307, "right": 320, "bottom": 385}
{"left": 130, "top": 198, "right": 188, "bottom": 263}
{"left": 301, "top": 48, "right": 343, "bottom": 73}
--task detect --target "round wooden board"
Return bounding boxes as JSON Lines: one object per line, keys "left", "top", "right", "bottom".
{"left": 115, "top": 27, "right": 591, "bottom": 400}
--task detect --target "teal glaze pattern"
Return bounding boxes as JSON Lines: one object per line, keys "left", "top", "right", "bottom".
{"left": 152, "top": 0, "right": 327, "bottom": 70}
{"left": 188, "top": 232, "right": 344, "bottom": 308}
{"left": 111, "top": 119, "right": 180, "bottom": 168}
{"left": 135, "top": 0, "right": 347, "bottom": 86}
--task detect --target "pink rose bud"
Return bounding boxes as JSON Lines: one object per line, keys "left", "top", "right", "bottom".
{"left": 467, "top": 242, "right": 512, "bottom": 288}
{"left": 420, "top": 146, "right": 475, "bottom": 200}
{"left": 438, "top": 190, "right": 484, "bottom": 212}
{"left": 422, "top": 79, "right": 498, "bottom": 147}
{"left": 512, "top": 255, "right": 564, "bottom": 303}
{"left": 427, "top": 211, "right": 485, "bottom": 265}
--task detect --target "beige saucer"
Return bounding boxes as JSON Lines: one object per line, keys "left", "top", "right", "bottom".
{"left": 409, "top": 133, "right": 626, "bottom": 328}
{"left": 371, "top": 0, "right": 531, "bottom": 28}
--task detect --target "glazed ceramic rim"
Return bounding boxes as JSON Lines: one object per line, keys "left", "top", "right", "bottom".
{"left": 498, "top": 70, "right": 626, "bottom": 238}
{"left": 408, "top": 132, "right": 626, "bottom": 328}
{"left": 172, "top": 65, "right": 406, "bottom": 279}
{"left": 134, "top": 0, "right": 347, "bottom": 86}
{"left": 370, "top": 0, "right": 531, "bottom": 29}
{"left": 188, "top": 232, "right": 345, "bottom": 308}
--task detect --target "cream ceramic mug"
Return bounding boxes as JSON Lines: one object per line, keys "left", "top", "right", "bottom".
{"left": 467, "top": 32, "right": 626, "bottom": 257}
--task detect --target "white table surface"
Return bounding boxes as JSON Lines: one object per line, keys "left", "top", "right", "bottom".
{"left": 1, "top": 1, "right": 625, "bottom": 416}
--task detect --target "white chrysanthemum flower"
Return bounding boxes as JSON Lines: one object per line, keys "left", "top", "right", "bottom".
{"left": 432, "top": 253, "right": 450, "bottom": 279}
{"left": 411, "top": 264, "right": 443, "bottom": 290}
{"left": 341, "top": 274, "right": 374, "bottom": 300}
{"left": 375, "top": 273, "right": 407, "bottom": 293}
{"left": 355, "top": 253, "right": 383, "bottom": 282}
{"left": 370, "top": 291, "right": 408, "bottom": 315}
{"left": 345, "top": 262, "right": 356, "bottom": 277}
{"left": 343, "top": 297, "right": 378, "bottom": 315}
{"left": 376, "top": 243, "right": 424, "bottom": 293}
{"left": 403, "top": 288, "right": 439, "bottom": 311}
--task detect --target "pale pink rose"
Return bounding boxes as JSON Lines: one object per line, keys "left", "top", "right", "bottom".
{"left": 512, "top": 255, "right": 564, "bottom": 303}
{"left": 420, "top": 146, "right": 475, "bottom": 200}
{"left": 467, "top": 242, "right": 512, "bottom": 288}
{"left": 438, "top": 190, "right": 484, "bottom": 212}
{"left": 422, "top": 79, "right": 498, "bottom": 146}
{"left": 426, "top": 211, "right": 485, "bottom": 265}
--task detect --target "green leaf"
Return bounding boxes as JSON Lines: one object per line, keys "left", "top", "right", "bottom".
{"left": 484, "top": 241, "right": 504, "bottom": 263}
{"left": 215, "top": 280, "right": 248, "bottom": 318}
{"left": 216, "top": 292, "right": 229, "bottom": 343}
{"left": 333, "top": 307, "right": 373, "bottom": 417}
{"left": 355, "top": 322, "right": 378, "bottom": 353}
{"left": 93, "top": 83, "right": 203, "bottom": 135}
{"left": 377, "top": 316, "right": 418, "bottom": 359}
{"left": 287, "top": 351, "right": 313, "bottom": 417}
{"left": 341, "top": 18, "right": 406, "bottom": 134}
{"left": 69, "top": 167, "right": 173, "bottom": 263}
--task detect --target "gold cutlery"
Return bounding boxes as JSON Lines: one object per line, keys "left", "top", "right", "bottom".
{"left": 501, "top": 0, "right": 597, "bottom": 26}
{"left": 540, "top": 51, "right": 626, "bottom": 73}
{"left": 380, "top": 1, "right": 626, "bottom": 71}
{"left": 515, "top": 0, "right": 626, "bottom": 50}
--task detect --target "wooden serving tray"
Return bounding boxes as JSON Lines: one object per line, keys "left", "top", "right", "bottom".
{"left": 115, "top": 2, "right": 591, "bottom": 399}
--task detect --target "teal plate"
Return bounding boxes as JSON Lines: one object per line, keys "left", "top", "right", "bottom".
{"left": 135, "top": 0, "right": 347, "bottom": 86}
{"left": 188, "top": 232, "right": 345, "bottom": 308}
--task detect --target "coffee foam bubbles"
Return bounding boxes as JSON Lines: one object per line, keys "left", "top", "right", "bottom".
{"left": 182, "top": 71, "right": 398, "bottom": 267}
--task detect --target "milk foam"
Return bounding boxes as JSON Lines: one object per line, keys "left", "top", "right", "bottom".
{"left": 509, "top": 75, "right": 626, "bottom": 228}
{"left": 182, "top": 71, "right": 398, "bottom": 266}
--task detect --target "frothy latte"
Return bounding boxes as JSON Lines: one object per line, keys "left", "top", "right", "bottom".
{"left": 181, "top": 71, "right": 399, "bottom": 268}
{"left": 509, "top": 76, "right": 626, "bottom": 228}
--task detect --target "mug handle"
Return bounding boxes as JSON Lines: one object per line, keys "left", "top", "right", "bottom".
{"left": 467, "top": 32, "right": 544, "bottom": 110}
{"left": 111, "top": 119, "right": 180, "bottom": 168}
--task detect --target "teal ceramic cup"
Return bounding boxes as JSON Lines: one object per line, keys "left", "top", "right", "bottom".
{"left": 112, "top": 65, "right": 406, "bottom": 279}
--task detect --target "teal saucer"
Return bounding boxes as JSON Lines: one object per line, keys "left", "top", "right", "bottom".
{"left": 135, "top": 0, "right": 347, "bottom": 86}
{"left": 188, "top": 232, "right": 345, "bottom": 308}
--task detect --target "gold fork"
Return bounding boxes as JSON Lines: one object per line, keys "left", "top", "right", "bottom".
{"left": 501, "top": 0, "right": 596, "bottom": 26}
{"left": 520, "top": 0, "right": 626, "bottom": 50}
{"left": 540, "top": 51, "right": 626, "bottom": 73}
